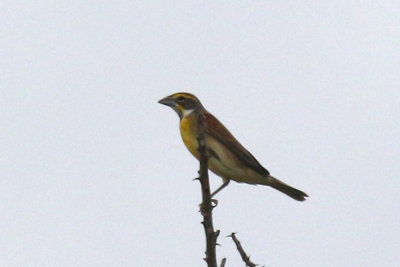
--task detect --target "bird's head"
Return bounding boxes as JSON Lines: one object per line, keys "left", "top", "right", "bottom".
{"left": 158, "top": 92, "right": 203, "bottom": 119}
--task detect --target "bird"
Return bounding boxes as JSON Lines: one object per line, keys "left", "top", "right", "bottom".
{"left": 158, "top": 92, "right": 308, "bottom": 201}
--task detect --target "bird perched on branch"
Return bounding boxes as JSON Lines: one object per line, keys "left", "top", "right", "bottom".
{"left": 158, "top": 92, "right": 308, "bottom": 201}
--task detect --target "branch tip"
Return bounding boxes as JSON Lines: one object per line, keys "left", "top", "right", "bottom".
{"left": 229, "top": 233, "right": 257, "bottom": 267}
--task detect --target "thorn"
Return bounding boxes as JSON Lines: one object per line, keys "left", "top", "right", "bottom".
{"left": 193, "top": 177, "right": 200, "bottom": 181}
{"left": 227, "top": 232, "right": 237, "bottom": 238}
{"left": 220, "top": 258, "right": 227, "bottom": 267}
{"left": 215, "top": 230, "right": 220, "bottom": 238}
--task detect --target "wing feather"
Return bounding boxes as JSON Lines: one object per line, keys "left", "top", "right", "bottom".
{"left": 201, "top": 111, "right": 270, "bottom": 176}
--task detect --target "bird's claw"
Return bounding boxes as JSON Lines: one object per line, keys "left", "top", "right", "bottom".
{"left": 198, "top": 198, "right": 218, "bottom": 212}
{"left": 211, "top": 199, "right": 218, "bottom": 207}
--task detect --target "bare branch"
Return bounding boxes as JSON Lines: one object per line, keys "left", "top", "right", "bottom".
{"left": 197, "top": 132, "right": 218, "bottom": 267}
{"left": 228, "top": 233, "right": 257, "bottom": 267}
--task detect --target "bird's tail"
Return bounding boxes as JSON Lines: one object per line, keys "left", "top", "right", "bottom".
{"left": 265, "top": 176, "right": 308, "bottom": 201}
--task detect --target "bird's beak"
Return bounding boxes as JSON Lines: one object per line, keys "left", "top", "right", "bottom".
{"left": 158, "top": 96, "right": 176, "bottom": 107}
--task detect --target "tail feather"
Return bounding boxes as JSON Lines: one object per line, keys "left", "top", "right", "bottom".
{"left": 266, "top": 176, "right": 308, "bottom": 201}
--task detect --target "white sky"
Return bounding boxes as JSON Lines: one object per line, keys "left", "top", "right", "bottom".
{"left": 1, "top": 1, "right": 399, "bottom": 266}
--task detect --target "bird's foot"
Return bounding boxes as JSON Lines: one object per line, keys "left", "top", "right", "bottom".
{"left": 199, "top": 199, "right": 218, "bottom": 213}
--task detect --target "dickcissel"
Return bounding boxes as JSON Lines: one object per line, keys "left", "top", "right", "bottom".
{"left": 158, "top": 92, "right": 308, "bottom": 201}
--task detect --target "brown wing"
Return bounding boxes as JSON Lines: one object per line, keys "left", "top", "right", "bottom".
{"left": 200, "top": 111, "right": 270, "bottom": 176}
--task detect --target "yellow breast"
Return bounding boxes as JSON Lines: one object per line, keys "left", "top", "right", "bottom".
{"left": 180, "top": 114, "right": 200, "bottom": 159}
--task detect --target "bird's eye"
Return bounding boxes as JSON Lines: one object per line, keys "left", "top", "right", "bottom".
{"left": 177, "top": 96, "right": 185, "bottom": 102}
